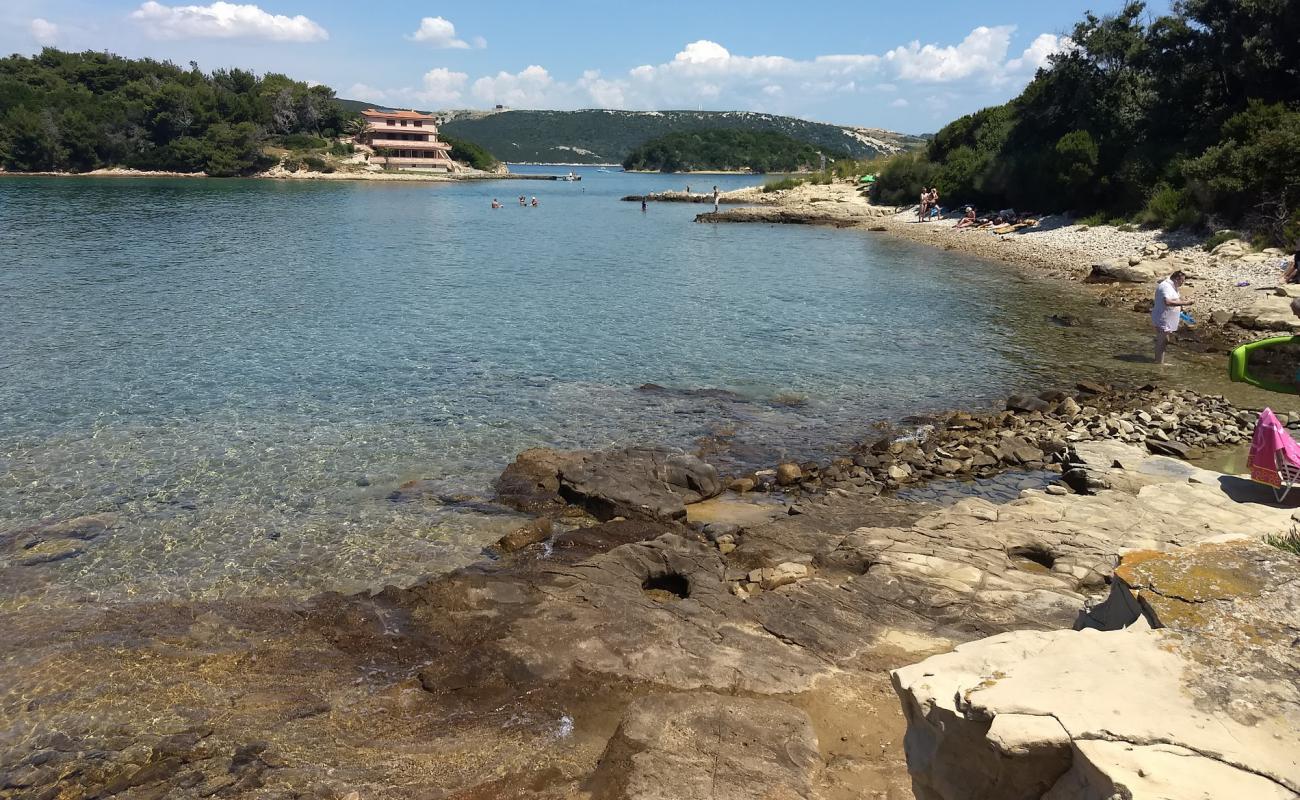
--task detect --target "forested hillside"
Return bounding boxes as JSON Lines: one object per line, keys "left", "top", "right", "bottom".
{"left": 437, "top": 109, "right": 922, "bottom": 164}
{"left": 0, "top": 49, "right": 348, "bottom": 175}
{"left": 622, "top": 130, "right": 842, "bottom": 173}
{"left": 875, "top": 0, "right": 1300, "bottom": 242}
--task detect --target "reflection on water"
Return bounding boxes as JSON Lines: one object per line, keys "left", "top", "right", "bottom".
{"left": 0, "top": 168, "right": 1291, "bottom": 608}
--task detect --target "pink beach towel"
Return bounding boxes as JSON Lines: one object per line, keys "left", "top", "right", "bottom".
{"left": 1248, "top": 408, "right": 1300, "bottom": 487}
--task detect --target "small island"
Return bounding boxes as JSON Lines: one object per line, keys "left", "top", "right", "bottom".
{"left": 621, "top": 129, "right": 844, "bottom": 173}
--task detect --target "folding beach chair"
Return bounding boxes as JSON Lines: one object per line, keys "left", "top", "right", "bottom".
{"left": 1248, "top": 408, "right": 1300, "bottom": 501}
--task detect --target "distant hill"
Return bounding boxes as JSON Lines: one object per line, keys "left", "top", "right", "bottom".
{"left": 396, "top": 109, "right": 924, "bottom": 164}
{"left": 622, "top": 129, "right": 844, "bottom": 173}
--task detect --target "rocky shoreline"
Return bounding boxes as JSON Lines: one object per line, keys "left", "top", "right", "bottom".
{"left": 4, "top": 383, "right": 1298, "bottom": 799}
{"left": 687, "top": 181, "right": 1300, "bottom": 345}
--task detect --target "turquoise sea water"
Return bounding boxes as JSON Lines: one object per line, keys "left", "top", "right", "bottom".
{"left": 0, "top": 166, "right": 1178, "bottom": 605}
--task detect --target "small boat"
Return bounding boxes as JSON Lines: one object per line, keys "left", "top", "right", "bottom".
{"left": 554, "top": 171, "right": 581, "bottom": 182}
{"left": 596, "top": 167, "right": 614, "bottom": 173}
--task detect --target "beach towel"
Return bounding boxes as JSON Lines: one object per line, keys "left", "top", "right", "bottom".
{"left": 1248, "top": 408, "right": 1300, "bottom": 487}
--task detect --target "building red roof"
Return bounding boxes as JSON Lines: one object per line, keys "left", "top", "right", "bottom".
{"left": 361, "top": 108, "right": 436, "bottom": 121}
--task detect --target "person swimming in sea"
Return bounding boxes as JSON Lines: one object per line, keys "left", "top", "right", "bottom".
{"left": 530, "top": 196, "right": 539, "bottom": 207}
{"left": 491, "top": 198, "right": 502, "bottom": 209}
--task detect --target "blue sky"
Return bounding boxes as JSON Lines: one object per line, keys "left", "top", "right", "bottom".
{"left": 1, "top": 1, "right": 1173, "bottom": 132}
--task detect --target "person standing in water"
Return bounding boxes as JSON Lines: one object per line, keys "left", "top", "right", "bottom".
{"left": 530, "top": 196, "right": 539, "bottom": 207}
{"left": 491, "top": 198, "right": 502, "bottom": 209}
{"left": 641, "top": 198, "right": 647, "bottom": 212}
{"left": 712, "top": 186, "right": 720, "bottom": 213}
{"left": 1153, "top": 270, "right": 1194, "bottom": 364}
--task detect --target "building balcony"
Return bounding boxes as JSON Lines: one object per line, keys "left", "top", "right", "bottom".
{"left": 367, "top": 137, "right": 449, "bottom": 149}
{"left": 375, "top": 155, "right": 458, "bottom": 171}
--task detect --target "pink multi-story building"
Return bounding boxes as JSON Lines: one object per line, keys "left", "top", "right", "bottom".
{"left": 360, "top": 108, "right": 457, "bottom": 171}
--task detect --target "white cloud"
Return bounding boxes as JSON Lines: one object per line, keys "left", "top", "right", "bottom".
{"left": 30, "top": 18, "right": 58, "bottom": 45}
{"left": 418, "top": 67, "right": 469, "bottom": 104}
{"left": 408, "top": 16, "right": 483, "bottom": 49}
{"left": 578, "top": 70, "right": 625, "bottom": 108}
{"left": 1001, "top": 33, "right": 1072, "bottom": 83}
{"left": 883, "top": 25, "right": 1013, "bottom": 82}
{"left": 472, "top": 65, "right": 555, "bottom": 107}
{"left": 346, "top": 67, "right": 469, "bottom": 108}
{"left": 353, "top": 26, "right": 1070, "bottom": 122}
{"left": 130, "top": 1, "right": 327, "bottom": 41}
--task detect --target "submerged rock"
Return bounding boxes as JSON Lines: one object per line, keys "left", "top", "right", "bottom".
{"left": 494, "top": 447, "right": 587, "bottom": 514}
{"left": 495, "top": 518, "right": 553, "bottom": 552}
{"left": 560, "top": 448, "right": 722, "bottom": 521}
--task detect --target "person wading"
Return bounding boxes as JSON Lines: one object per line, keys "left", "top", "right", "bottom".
{"left": 712, "top": 186, "right": 720, "bottom": 213}
{"left": 1153, "top": 270, "right": 1194, "bottom": 364}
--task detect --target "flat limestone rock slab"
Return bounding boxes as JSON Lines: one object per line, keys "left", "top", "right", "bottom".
{"left": 893, "top": 623, "right": 1300, "bottom": 799}
{"left": 587, "top": 692, "right": 820, "bottom": 800}
{"left": 1044, "top": 740, "right": 1299, "bottom": 800}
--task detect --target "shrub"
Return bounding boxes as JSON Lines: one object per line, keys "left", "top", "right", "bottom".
{"left": 762, "top": 177, "right": 803, "bottom": 193}
{"left": 442, "top": 136, "right": 499, "bottom": 171}
{"left": 301, "top": 155, "right": 334, "bottom": 173}
{"left": 328, "top": 141, "right": 353, "bottom": 157}
{"left": 1265, "top": 529, "right": 1300, "bottom": 556}
{"left": 874, "top": 152, "right": 937, "bottom": 205}
{"left": 1202, "top": 230, "right": 1243, "bottom": 252}
{"left": 1141, "top": 183, "right": 1201, "bottom": 230}
{"left": 274, "top": 133, "right": 328, "bottom": 150}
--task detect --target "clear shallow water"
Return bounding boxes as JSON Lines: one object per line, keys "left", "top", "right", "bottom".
{"left": 0, "top": 167, "right": 1201, "bottom": 606}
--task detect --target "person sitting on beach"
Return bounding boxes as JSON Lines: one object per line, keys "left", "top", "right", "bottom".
{"left": 1282, "top": 247, "right": 1300, "bottom": 283}
{"left": 955, "top": 206, "right": 976, "bottom": 229}
{"left": 491, "top": 198, "right": 502, "bottom": 209}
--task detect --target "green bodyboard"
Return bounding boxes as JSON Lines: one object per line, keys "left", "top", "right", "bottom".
{"left": 1229, "top": 336, "right": 1300, "bottom": 395}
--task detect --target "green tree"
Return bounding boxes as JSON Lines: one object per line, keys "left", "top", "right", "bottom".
{"left": 1054, "top": 130, "right": 1100, "bottom": 207}
{"left": 59, "top": 109, "right": 101, "bottom": 171}
{"left": 2, "top": 107, "right": 63, "bottom": 171}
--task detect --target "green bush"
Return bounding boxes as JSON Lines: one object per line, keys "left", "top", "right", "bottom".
{"left": 762, "top": 177, "right": 803, "bottom": 193}
{"left": 874, "top": 152, "right": 937, "bottom": 205}
{"left": 442, "top": 135, "right": 499, "bottom": 171}
{"left": 301, "top": 155, "right": 334, "bottom": 173}
{"left": 1202, "top": 230, "right": 1243, "bottom": 252}
{"left": 274, "top": 133, "right": 328, "bottom": 151}
{"left": 328, "top": 140, "right": 354, "bottom": 157}
{"left": 1264, "top": 529, "right": 1300, "bottom": 556}
{"left": 1141, "top": 183, "right": 1201, "bottom": 229}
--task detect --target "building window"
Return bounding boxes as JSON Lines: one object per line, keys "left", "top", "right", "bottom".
{"left": 414, "top": 120, "right": 422, "bottom": 127}
{"left": 386, "top": 119, "right": 394, "bottom": 126}
{"left": 400, "top": 120, "right": 407, "bottom": 126}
